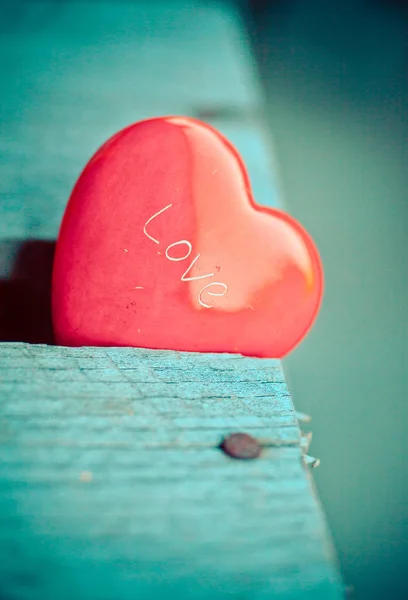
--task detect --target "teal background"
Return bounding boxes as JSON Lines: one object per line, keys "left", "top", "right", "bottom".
{"left": 248, "top": 0, "right": 408, "bottom": 598}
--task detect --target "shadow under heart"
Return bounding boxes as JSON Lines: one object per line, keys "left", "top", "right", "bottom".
{"left": 0, "top": 239, "right": 56, "bottom": 344}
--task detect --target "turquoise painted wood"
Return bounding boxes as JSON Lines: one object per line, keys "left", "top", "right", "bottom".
{"left": 0, "top": 344, "right": 341, "bottom": 599}
{"left": 0, "top": 1, "right": 343, "bottom": 598}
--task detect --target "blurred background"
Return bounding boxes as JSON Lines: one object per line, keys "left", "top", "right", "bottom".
{"left": 246, "top": 0, "right": 408, "bottom": 598}
{"left": 1, "top": 0, "right": 407, "bottom": 598}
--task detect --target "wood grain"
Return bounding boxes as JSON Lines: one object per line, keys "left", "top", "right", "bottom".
{"left": 0, "top": 343, "right": 342, "bottom": 599}
{"left": 0, "top": 1, "right": 343, "bottom": 598}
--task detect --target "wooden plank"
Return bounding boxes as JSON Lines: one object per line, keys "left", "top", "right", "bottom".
{"left": 0, "top": 343, "right": 342, "bottom": 600}
{"left": 0, "top": 0, "right": 278, "bottom": 242}
{"left": 0, "top": 1, "right": 343, "bottom": 598}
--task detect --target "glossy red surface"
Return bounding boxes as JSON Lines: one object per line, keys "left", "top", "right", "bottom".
{"left": 52, "top": 117, "right": 323, "bottom": 357}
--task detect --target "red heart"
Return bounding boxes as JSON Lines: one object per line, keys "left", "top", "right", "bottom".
{"left": 52, "top": 117, "right": 323, "bottom": 358}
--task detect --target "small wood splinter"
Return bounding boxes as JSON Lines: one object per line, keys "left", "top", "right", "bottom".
{"left": 295, "top": 411, "right": 312, "bottom": 424}
{"left": 300, "top": 431, "right": 313, "bottom": 454}
{"left": 303, "top": 455, "right": 320, "bottom": 469}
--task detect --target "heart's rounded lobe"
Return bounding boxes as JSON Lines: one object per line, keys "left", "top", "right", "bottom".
{"left": 52, "top": 117, "right": 323, "bottom": 358}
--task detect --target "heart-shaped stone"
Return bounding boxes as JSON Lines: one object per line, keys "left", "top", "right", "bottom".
{"left": 52, "top": 117, "right": 323, "bottom": 357}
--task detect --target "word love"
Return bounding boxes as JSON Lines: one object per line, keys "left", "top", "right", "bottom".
{"left": 143, "top": 203, "right": 228, "bottom": 309}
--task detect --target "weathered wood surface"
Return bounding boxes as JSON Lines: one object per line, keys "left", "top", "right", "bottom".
{"left": 0, "top": 344, "right": 341, "bottom": 599}
{"left": 0, "top": 1, "right": 343, "bottom": 598}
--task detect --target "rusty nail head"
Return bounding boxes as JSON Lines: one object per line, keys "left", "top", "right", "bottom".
{"left": 220, "top": 432, "right": 261, "bottom": 460}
